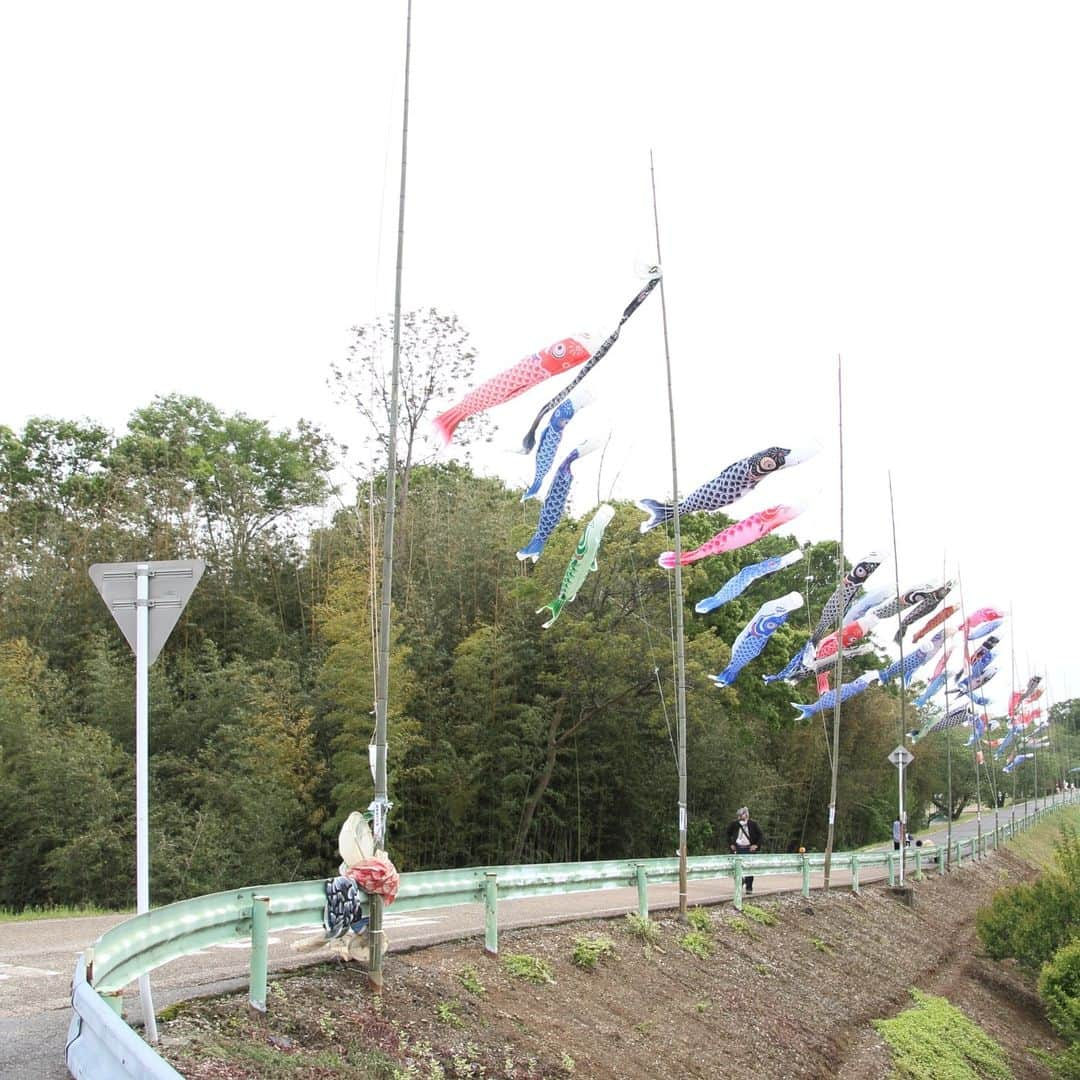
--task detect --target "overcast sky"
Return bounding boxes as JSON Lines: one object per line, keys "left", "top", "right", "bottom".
{"left": 3, "top": 2, "right": 1078, "bottom": 719}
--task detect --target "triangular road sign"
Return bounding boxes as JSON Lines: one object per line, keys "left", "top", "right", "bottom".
{"left": 89, "top": 560, "right": 205, "bottom": 665}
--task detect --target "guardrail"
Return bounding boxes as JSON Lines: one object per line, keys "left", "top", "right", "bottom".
{"left": 66, "top": 795, "right": 1073, "bottom": 1078}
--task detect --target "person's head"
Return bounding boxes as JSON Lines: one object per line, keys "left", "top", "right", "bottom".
{"left": 738, "top": 806, "right": 749, "bottom": 821}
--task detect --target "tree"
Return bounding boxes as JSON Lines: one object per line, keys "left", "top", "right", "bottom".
{"left": 331, "top": 309, "right": 489, "bottom": 515}
{"left": 112, "top": 394, "right": 336, "bottom": 581}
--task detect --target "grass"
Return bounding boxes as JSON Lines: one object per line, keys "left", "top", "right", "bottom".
{"left": 873, "top": 989, "right": 1012, "bottom": 1079}
{"left": 0, "top": 903, "right": 116, "bottom": 923}
{"left": 502, "top": 953, "right": 554, "bottom": 985}
{"left": 570, "top": 934, "right": 617, "bottom": 970}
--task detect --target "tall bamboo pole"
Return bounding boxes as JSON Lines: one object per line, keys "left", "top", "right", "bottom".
{"left": 823, "top": 356, "right": 845, "bottom": 889}
{"left": 369, "top": 0, "right": 413, "bottom": 990}
{"left": 649, "top": 152, "right": 688, "bottom": 915}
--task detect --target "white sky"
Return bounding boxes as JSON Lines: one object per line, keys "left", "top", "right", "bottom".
{"left": 3, "top": 2, "right": 1078, "bottom": 717}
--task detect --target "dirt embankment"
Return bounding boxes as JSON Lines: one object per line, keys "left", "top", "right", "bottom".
{"left": 159, "top": 851, "right": 1062, "bottom": 1079}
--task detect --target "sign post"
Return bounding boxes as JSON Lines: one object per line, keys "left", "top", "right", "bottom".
{"left": 888, "top": 744, "right": 914, "bottom": 886}
{"left": 89, "top": 560, "right": 204, "bottom": 1042}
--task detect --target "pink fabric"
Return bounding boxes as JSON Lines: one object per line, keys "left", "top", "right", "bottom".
{"left": 345, "top": 855, "right": 400, "bottom": 905}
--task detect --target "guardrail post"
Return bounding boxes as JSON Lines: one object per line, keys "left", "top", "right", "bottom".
{"left": 635, "top": 864, "right": 649, "bottom": 918}
{"left": 914, "top": 848, "right": 922, "bottom": 876}
{"left": 850, "top": 854, "right": 860, "bottom": 895}
{"left": 732, "top": 858, "right": 743, "bottom": 910}
{"left": 887, "top": 851, "right": 895, "bottom": 886}
{"left": 249, "top": 896, "right": 270, "bottom": 1014}
{"left": 801, "top": 852, "right": 811, "bottom": 898}
{"left": 937, "top": 846, "right": 945, "bottom": 876}
{"left": 484, "top": 873, "right": 498, "bottom": 956}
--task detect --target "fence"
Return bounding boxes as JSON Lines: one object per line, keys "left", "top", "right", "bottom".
{"left": 66, "top": 796, "right": 1070, "bottom": 1078}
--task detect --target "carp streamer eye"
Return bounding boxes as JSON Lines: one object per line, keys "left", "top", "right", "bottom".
{"left": 759, "top": 456, "right": 777, "bottom": 471}
{"left": 550, "top": 342, "right": 567, "bottom": 359}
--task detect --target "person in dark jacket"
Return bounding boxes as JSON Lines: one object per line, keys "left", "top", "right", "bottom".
{"left": 726, "top": 806, "right": 763, "bottom": 893}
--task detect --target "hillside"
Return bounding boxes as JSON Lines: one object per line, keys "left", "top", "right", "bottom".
{"left": 158, "top": 846, "right": 1063, "bottom": 1079}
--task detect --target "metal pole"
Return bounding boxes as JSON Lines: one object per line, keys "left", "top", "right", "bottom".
{"left": 135, "top": 564, "right": 158, "bottom": 1042}
{"left": 650, "top": 152, "right": 688, "bottom": 916}
{"left": 823, "top": 355, "right": 845, "bottom": 890}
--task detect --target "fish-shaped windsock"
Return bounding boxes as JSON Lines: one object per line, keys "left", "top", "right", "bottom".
{"left": 968, "top": 637, "right": 1000, "bottom": 668}
{"left": 809, "top": 643, "right": 876, "bottom": 673}
{"left": 914, "top": 672, "right": 948, "bottom": 708}
{"left": 695, "top": 548, "right": 803, "bottom": 614}
{"left": 959, "top": 607, "right": 1005, "bottom": 638}
{"left": 912, "top": 703, "right": 973, "bottom": 741}
{"left": 965, "top": 714, "right": 987, "bottom": 745}
{"left": 810, "top": 552, "right": 883, "bottom": 643}
{"left": 893, "top": 582, "right": 953, "bottom": 643}
{"left": 911, "top": 605, "right": 957, "bottom": 644}
{"left": 658, "top": 502, "right": 806, "bottom": 569}
{"left": 790, "top": 671, "right": 879, "bottom": 721}
{"left": 961, "top": 691, "right": 992, "bottom": 707}
{"left": 845, "top": 587, "right": 891, "bottom": 624}
{"left": 872, "top": 584, "right": 934, "bottom": 621}
{"left": 517, "top": 440, "right": 599, "bottom": 563}
{"left": 967, "top": 618, "right": 1003, "bottom": 641}
{"left": 762, "top": 641, "right": 815, "bottom": 684}
{"left": 1027, "top": 687, "right": 1045, "bottom": 704}
{"left": 995, "top": 728, "right": 1019, "bottom": 758}
{"left": 710, "top": 591, "right": 804, "bottom": 687}
{"left": 1019, "top": 675, "right": 1043, "bottom": 702}
{"left": 521, "top": 272, "right": 661, "bottom": 453}
{"left": 433, "top": 334, "right": 594, "bottom": 446}
{"left": 536, "top": 503, "right": 615, "bottom": 628}
{"left": 521, "top": 388, "right": 594, "bottom": 502}
{"left": 1003, "top": 753, "right": 1035, "bottom": 775}
{"left": 879, "top": 630, "right": 948, "bottom": 687}
{"left": 962, "top": 650, "right": 997, "bottom": 684}
{"left": 814, "top": 613, "right": 880, "bottom": 662}
{"left": 638, "top": 445, "right": 816, "bottom": 534}
{"left": 961, "top": 664, "right": 998, "bottom": 693}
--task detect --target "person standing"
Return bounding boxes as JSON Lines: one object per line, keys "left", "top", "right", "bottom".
{"left": 726, "top": 806, "right": 763, "bottom": 893}
{"left": 892, "top": 818, "right": 902, "bottom": 850}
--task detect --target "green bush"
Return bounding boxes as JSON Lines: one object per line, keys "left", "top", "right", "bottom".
{"left": 571, "top": 935, "right": 616, "bottom": 970}
{"left": 1041, "top": 940, "right": 1080, "bottom": 1044}
{"left": 977, "top": 824, "right": 1080, "bottom": 969}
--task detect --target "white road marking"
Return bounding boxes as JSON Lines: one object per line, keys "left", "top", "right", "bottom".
{"left": 0, "top": 963, "right": 60, "bottom": 978}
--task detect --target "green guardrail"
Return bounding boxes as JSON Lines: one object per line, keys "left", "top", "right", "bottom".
{"left": 70, "top": 793, "right": 1076, "bottom": 1080}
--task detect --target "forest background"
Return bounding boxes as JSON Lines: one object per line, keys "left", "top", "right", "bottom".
{"left": 2, "top": 318, "right": 1077, "bottom": 913}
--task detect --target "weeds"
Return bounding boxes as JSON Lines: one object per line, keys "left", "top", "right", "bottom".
{"left": 434, "top": 1000, "right": 464, "bottom": 1029}
{"left": 623, "top": 913, "right": 661, "bottom": 944}
{"left": 502, "top": 953, "right": 554, "bottom": 985}
{"left": 458, "top": 965, "right": 485, "bottom": 995}
{"left": 686, "top": 907, "right": 712, "bottom": 933}
{"left": 742, "top": 902, "right": 778, "bottom": 927}
{"left": 679, "top": 930, "right": 713, "bottom": 959}
{"left": 571, "top": 934, "right": 617, "bottom": 970}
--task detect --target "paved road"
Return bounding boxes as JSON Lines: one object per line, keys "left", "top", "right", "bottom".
{"left": 0, "top": 795, "right": 1062, "bottom": 1079}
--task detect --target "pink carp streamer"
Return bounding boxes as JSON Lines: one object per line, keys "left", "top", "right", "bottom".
{"left": 657, "top": 502, "right": 804, "bottom": 569}
{"left": 432, "top": 334, "right": 593, "bottom": 446}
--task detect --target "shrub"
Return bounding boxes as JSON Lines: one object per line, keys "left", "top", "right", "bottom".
{"left": 1041, "top": 940, "right": 1080, "bottom": 1044}
{"left": 742, "top": 903, "right": 778, "bottom": 927}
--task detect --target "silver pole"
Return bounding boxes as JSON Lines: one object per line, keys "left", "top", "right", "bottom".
{"left": 135, "top": 564, "right": 157, "bottom": 1042}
